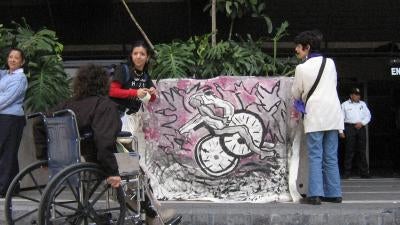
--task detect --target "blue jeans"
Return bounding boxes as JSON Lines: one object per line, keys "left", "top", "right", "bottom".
{"left": 306, "top": 130, "right": 342, "bottom": 197}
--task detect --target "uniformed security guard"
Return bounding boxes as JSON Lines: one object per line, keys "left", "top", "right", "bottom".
{"left": 340, "top": 88, "right": 371, "bottom": 179}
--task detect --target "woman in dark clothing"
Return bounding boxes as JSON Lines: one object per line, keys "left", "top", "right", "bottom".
{"left": 34, "top": 64, "right": 181, "bottom": 224}
{"left": 0, "top": 48, "right": 28, "bottom": 197}
{"left": 35, "top": 64, "right": 122, "bottom": 187}
{"left": 109, "top": 40, "right": 157, "bottom": 114}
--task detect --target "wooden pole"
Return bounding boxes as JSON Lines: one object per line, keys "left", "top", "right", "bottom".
{"left": 120, "top": 0, "right": 155, "bottom": 51}
{"left": 211, "top": 0, "right": 216, "bottom": 47}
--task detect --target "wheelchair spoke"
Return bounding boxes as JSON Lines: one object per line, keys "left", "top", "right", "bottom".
{"left": 53, "top": 185, "right": 67, "bottom": 199}
{"left": 86, "top": 210, "right": 99, "bottom": 223}
{"left": 28, "top": 171, "right": 44, "bottom": 195}
{"left": 12, "top": 208, "right": 38, "bottom": 223}
{"left": 14, "top": 193, "right": 41, "bottom": 203}
{"left": 66, "top": 212, "right": 84, "bottom": 225}
{"left": 65, "top": 177, "right": 85, "bottom": 209}
{"left": 40, "top": 164, "right": 126, "bottom": 225}
{"left": 52, "top": 200, "right": 79, "bottom": 210}
{"left": 86, "top": 176, "right": 103, "bottom": 200}
{"left": 50, "top": 212, "right": 82, "bottom": 225}
{"left": 87, "top": 184, "right": 109, "bottom": 206}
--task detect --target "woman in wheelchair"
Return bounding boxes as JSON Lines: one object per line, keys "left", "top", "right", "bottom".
{"left": 34, "top": 64, "right": 123, "bottom": 187}
{"left": 33, "top": 64, "right": 180, "bottom": 225}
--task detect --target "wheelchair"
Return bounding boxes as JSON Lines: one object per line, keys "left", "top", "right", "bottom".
{"left": 4, "top": 109, "right": 181, "bottom": 225}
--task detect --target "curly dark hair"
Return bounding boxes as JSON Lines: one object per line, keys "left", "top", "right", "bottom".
{"left": 294, "top": 30, "right": 323, "bottom": 52}
{"left": 72, "top": 64, "right": 109, "bottom": 100}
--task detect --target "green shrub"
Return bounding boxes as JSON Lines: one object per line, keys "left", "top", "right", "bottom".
{"left": 0, "top": 19, "right": 70, "bottom": 112}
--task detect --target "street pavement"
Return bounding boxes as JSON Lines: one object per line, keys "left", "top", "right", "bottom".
{"left": 1, "top": 178, "right": 400, "bottom": 225}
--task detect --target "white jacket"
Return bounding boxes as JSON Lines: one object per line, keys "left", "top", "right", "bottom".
{"left": 292, "top": 56, "right": 344, "bottom": 133}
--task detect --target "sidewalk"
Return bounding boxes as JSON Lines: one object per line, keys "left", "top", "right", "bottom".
{"left": 1, "top": 178, "right": 400, "bottom": 225}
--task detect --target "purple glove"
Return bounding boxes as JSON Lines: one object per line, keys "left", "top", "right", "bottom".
{"left": 294, "top": 99, "right": 306, "bottom": 114}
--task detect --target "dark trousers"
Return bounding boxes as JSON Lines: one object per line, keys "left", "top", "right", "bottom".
{"left": 343, "top": 124, "right": 369, "bottom": 176}
{"left": 0, "top": 114, "right": 26, "bottom": 194}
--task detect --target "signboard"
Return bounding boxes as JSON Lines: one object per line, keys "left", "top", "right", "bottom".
{"left": 390, "top": 59, "right": 400, "bottom": 76}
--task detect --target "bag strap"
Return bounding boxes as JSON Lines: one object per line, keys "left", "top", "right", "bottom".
{"left": 305, "top": 57, "right": 326, "bottom": 105}
{"left": 122, "top": 63, "right": 131, "bottom": 84}
{"left": 122, "top": 63, "right": 149, "bottom": 83}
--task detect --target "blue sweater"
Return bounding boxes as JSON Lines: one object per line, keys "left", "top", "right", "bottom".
{"left": 0, "top": 69, "right": 28, "bottom": 116}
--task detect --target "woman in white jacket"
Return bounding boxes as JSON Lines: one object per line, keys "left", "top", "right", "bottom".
{"left": 291, "top": 30, "right": 344, "bottom": 205}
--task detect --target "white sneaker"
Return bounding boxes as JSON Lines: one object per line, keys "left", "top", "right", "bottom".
{"left": 159, "top": 208, "right": 177, "bottom": 222}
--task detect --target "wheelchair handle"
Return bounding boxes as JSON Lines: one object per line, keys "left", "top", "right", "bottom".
{"left": 53, "top": 109, "right": 77, "bottom": 117}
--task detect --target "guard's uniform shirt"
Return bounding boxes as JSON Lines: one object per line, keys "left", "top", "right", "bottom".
{"left": 341, "top": 99, "right": 371, "bottom": 125}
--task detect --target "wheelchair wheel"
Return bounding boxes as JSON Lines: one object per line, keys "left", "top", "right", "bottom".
{"left": 4, "top": 160, "right": 48, "bottom": 225}
{"left": 222, "top": 111, "right": 265, "bottom": 156}
{"left": 38, "top": 162, "right": 126, "bottom": 225}
{"left": 195, "top": 135, "right": 240, "bottom": 177}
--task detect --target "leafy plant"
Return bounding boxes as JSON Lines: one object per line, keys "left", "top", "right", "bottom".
{"left": 263, "top": 21, "right": 297, "bottom": 76}
{"left": 151, "top": 21, "right": 296, "bottom": 78}
{"left": 204, "top": 0, "right": 272, "bottom": 40}
{"left": 151, "top": 41, "right": 196, "bottom": 80}
{"left": 0, "top": 24, "right": 14, "bottom": 65}
{"left": 0, "top": 19, "right": 70, "bottom": 112}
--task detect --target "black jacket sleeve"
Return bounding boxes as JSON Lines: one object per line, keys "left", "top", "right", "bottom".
{"left": 91, "top": 99, "right": 122, "bottom": 176}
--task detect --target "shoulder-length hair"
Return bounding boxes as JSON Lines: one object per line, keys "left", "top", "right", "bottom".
{"left": 72, "top": 64, "right": 109, "bottom": 100}
{"left": 128, "top": 40, "right": 153, "bottom": 72}
{"left": 5, "top": 47, "right": 26, "bottom": 70}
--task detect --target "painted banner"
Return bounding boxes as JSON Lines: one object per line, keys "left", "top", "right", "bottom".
{"left": 141, "top": 76, "right": 298, "bottom": 202}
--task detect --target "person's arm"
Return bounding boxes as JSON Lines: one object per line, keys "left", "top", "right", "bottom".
{"left": 0, "top": 70, "right": 5, "bottom": 79}
{"left": 212, "top": 97, "right": 234, "bottom": 120}
{"left": 109, "top": 81, "right": 137, "bottom": 98}
{"left": 91, "top": 100, "right": 122, "bottom": 180}
{"left": 339, "top": 102, "right": 346, "bottom": 138}
{"left": 198, "top": 105, "right": 224, "bottom": 122}
{"left": 147, "top": 78, "right": 157, "bottom": 102}
{"left": 361, "top": 101, "right": 371, "bottom": 125}
{"left": 0, "top": 75, "right": 27, "bottom": 111}
{"left": 291, "top": 66, "right": 304, "bottom": 100}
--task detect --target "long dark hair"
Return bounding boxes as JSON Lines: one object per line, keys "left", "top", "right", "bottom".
{"left": 5, "top": 47, "right": 26, "bottom": 70}
{"left": 128, "top": 40, "right": 153, "bottom": 72}
{"left": 72, "top": 64, "right": 109, "bottom": 100}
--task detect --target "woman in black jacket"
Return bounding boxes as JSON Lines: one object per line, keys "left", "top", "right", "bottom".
{"left": 34, "top": 64, "right": 122, "bottom": 187}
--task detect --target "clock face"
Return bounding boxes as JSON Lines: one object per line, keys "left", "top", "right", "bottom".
{"left": 195, "top": 135, "right": 239, "bottom": 177}
{"left": 222, "top": 112, "right": 264, "bottom": 157}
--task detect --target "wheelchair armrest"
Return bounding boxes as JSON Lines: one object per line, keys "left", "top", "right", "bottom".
{"left": 117, "top": 131, "right": 132, "bottom": 137}
{"left": 26, "top": 112, "right": 45, "bottom": 120}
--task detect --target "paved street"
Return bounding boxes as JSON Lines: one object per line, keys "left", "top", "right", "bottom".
{"left": 1, "top": 178, "right": 400, "bottom": 225}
